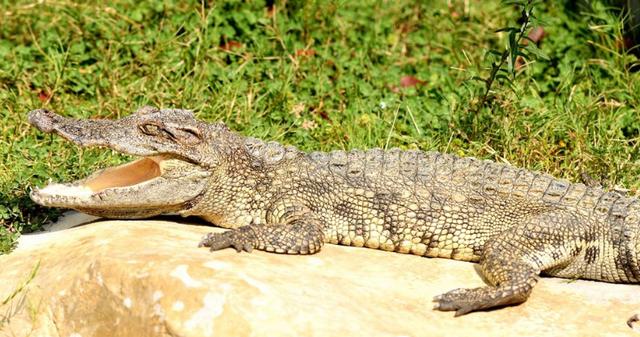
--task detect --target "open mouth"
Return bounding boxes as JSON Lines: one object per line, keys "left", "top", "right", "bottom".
{"left": 30, "top": 155, "right": 211, "bottom": 215}
{"left": 36, "top": 157, "right": 163, "bottom": 199}
{"left": 84, "top": 157, "right": 162, "bottom": 192}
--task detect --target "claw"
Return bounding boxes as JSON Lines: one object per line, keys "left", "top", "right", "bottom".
{"left": 198, "top": 232, "right": 215, "bottom": 247}
{"left": 627, "top": 314, "right": 639, "bottom": 328}
{"left": 432, "top": 288, "right": 475, "bottom": 315}
{"left": 198, "top": 229, "right": 255, "bottom": 253}
{"left": 454, "top": 307, "right": 473, "bottom": 317}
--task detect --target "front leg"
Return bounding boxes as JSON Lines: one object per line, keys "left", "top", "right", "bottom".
{"left": 199, "top": 215, "right": 325, "bottom": 255}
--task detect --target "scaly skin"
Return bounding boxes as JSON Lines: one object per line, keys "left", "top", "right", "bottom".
{"left": 28, "top": 107, "right": 640, "bottom": 316}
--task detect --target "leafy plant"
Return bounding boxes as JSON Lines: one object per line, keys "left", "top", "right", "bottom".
{"left": 473, "top": 0, "right": 549, "bottom": 113}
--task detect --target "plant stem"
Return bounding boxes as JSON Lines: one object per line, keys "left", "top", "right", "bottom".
{"left": 474, "top": 0, "right": 534, "bottom": 114}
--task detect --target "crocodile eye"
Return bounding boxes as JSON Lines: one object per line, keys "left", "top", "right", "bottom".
{"left": 139, "top": 123, "right": 162, "bottom": 136}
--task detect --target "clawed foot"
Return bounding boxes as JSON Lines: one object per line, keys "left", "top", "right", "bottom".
{"left": 198, "top": 228, "right": 256, "bottom": 253}
{"left": 433, "top": 287, "right": 487, "bottom": 317}
{"left": 433, "top": 285, "right": 527, "bottom": 317}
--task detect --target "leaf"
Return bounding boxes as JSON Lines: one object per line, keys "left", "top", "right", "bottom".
{"left": 266, "top": 3, "right": 276, "bottom": 18}
{"left": 0, "top": 205, "right": 8, "bottom": 219}
{"left": 220, "top": 41, "right": 243, "bottom": 51}
{"left": 130, "top": 9, "right": 144, "bottom": 22}
{"left": 508, "top": 29, "right": 518, "bottom": 75}
{"left": 502, "top": 0, "right": 528, "bottom": 5}
{"left": 495, "top": 27, "right": 518, "bottom": 33}
{"left": 488, "top": 50, "right": 504, "bottom": 57}
{"left": 515, "top": 55, "right": 526, "bottom": 70}
{"left": 399, "top": 75, "right": 426, "bottom": 88}
{"left": 527, "top": 26, "right": 545, "bottom": 44}
{"left": 37, "top": 90, "right": 51, "bottom": 102}
{"left": 524, "top": 43, "right": 549, "bottom": 60}
{"left": 495, "top": 74, "right": 512, "bottom": 83}
{"left": 295, "top": 49, "right": 316, "bottom": 57}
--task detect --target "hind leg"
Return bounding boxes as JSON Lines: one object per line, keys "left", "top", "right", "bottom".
{"left": 433, "top": 243, "right": 539, "bottom": 316}
{"left": 433, "top": 211, "right": 585, "bottom": 316}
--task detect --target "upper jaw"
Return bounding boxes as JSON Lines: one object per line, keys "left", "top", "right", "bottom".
{"left": 28, "top": 109, "right": 160, "bottom": 157}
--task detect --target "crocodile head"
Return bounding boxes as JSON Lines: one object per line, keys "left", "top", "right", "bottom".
{"left": 28, "top": 106, "right": 235, "bottom": 219}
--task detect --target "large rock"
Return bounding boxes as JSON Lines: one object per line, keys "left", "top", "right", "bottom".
{"left": 0, "top": 218, "right": 638, "bottom": 336}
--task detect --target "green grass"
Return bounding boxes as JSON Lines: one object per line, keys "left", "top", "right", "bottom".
{"left": 1, "top": 1, "right": 639, "bottom": 253}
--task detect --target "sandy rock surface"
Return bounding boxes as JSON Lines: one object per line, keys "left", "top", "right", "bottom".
{"left": 0, "top": 217, "right": 638, "bottom": 337}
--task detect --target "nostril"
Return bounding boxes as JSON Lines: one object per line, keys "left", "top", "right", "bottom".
{"left": 28, "top": 109, "right": 61, "bottom": 132}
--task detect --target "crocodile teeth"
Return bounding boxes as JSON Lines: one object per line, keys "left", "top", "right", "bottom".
{"left": 37, "top": 184, "right": 94, "bottom": 199}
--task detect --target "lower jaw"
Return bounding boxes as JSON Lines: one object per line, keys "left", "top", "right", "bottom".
{"left": 73, "top": 205, "right": 182, "bottom": 219}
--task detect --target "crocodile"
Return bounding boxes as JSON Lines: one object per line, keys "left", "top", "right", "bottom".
{"left": 28, "top": 106, "right": 639, "bottom": 316}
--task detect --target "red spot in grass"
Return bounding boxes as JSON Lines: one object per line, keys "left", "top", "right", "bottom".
{"left": 399, "top": 75, "right": 426, "bottom": 88}
{"left": 526, "top": 26, "right": 545, "bottom": 45}
{"left": 266, "top": 4, "right": 276, "bottom": 18}
{"left": 310, "top": 101, "right": 331, "bottom": 122}
{"left": 516, "top": 26, "right": 546, "bottom": 70}
{"left": 616, "top": 36, "right": 635, "bottom": 51}
{"left": 295, "top": 49, "right": 316, "bottom": 57}
{"left": 37, "top": 90, "right": 51, "bottom": 102}
{"left": 220, "top": 41, "right": 243, "bottom": 51}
